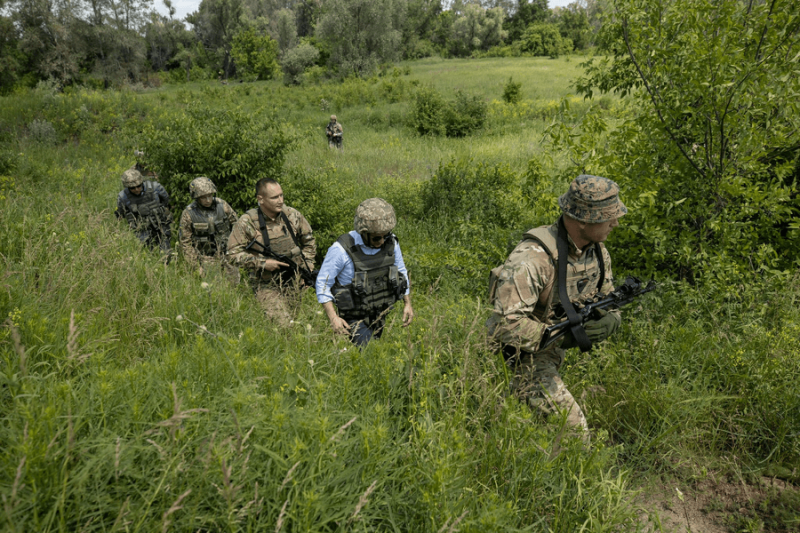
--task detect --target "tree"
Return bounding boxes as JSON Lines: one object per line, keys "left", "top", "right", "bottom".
{"left": 271, "top": 8, "right": 297, "bottom": 54}
{"left": 552, "top": 1, "right": 591, "bottom": 50}
{"left": 316, "top": 0, "right": 405, "bottom": 76}
{"left": 449, "top": 4, "right": 507, "bottom": 56}
{"left": 281, "top": 42, "right": 319, "bottom": 84}
{"left": 520, "top": 22, "right": 569, "bottom": 57}
{"left": 504, "top": 0, "right": 548, "bottom": 42}
{"left": 188, "top": 0, "right": 244, "bottom": 78}
{"left": 569, "top": 0, "right": 800, "bottom": 280}
{"left": 230, "top": 27, "right": 280, "bottom": 80}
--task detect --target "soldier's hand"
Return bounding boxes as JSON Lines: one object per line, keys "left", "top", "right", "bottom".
{"left": 261, "top": 259, "right": 290, "bottom": 272}
{"left": 584, "top": 308, "right": 621, "bottom": 344}
{"left": 330, "top": 316, "right": 351, "bottom": 336}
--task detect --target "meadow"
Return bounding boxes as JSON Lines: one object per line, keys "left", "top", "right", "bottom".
{"left": 1, "top": 56, "right": 799, "bottom": 532}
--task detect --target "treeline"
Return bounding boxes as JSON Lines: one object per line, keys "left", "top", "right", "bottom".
{"left": 0, "top": 0, "right": 602, "bottom": 92}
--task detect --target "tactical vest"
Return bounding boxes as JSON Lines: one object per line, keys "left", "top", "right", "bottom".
{"left": 121, "top": 181, "right": 169, "bottom": 229}
{"left": 246, "top": 208, "right": 305, "bottom": 281}
{"left": 489, "top": 224, "right": 606, "bottom": 323}
{"left": 187, "top": 200, "right": 231, "bottom": 256}
{"left": 331, "top": 234, "right": 408, "bottom": 320}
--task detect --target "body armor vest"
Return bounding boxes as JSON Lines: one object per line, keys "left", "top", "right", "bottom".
{"left": 332, "top": 234, "right": 408, "bottom": 320}
{"left": 121, "top": 181, "right": 169, "bottom": 229}
{"left": 245, "top": 208, "right": 303, "bottom": 260}
{"left": 188, "top": 200, "right": 231, "bottom": 256}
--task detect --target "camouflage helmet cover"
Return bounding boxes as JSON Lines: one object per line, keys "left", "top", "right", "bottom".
{"left": 559, "top": 174, "right": 628, "bottom": 223}
{"left": 354, "top": 198, "right": 396, "bottom": 235}
{"left": 330, "top": 115, "right": 337, "bottom": 121}
{"left": 121, "top": 168, "right": 144, "bottom": 188}
{"left": 189, "top": 176, "right": 217, "bottom": 198}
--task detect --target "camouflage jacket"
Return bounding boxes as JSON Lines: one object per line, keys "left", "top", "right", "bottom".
{"left": 115, "top": 181, "right": 172, "bottom": 241}
{"left": 326, "top": 121, "right": 343, "bottom": 136}
{"left": 179, "top": 198, "right": 239, "bottom": 267}
{"left": 226, "top": 205, "right": 316, "bottom": 282}
{"left": 486, "top": 219, "right": 618, "bottom": 353}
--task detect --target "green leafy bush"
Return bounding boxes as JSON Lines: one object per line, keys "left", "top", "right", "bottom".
{"left": 502, "top": 77, "right": 522, "bottom": 104}
{"left": 138, "top": 103, "right": 294, "bottom": 215}
{"left": 410, "top": 86, "right": 487, "bottom": 137}
{"left": 521, "top": 23, "right": 571, "bottom": 58}
{"left": 281, "top": 43, "right": 321, "bottom": 85}
{"left": 231, "top": 28, "right": 280, "bottom": 81}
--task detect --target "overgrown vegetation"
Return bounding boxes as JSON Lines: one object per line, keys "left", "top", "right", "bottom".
{"left": 1, "top": 38, "right": 799, "bottom": 533}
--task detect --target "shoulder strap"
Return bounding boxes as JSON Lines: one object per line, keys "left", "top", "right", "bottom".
{"left": 556, "top": 217, "right": 593, "bottom": 353}
{"left": 215, "top": 199, "right": 225, "bottom": 220}
{"left": 336, "top": 233, "right": 358, "bottom": 263}
{"left": 281, "top": 211, "right": 299, "bottom": 247}
{"left": 257, "top": 209, "right": 271, "bottom": 251}
{"left": 594, "top": 243, "right": 605, "bottom": 292}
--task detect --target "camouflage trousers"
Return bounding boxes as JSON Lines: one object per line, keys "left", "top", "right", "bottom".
{"left": 508, "top": 347, "right": 590, "bottom": 442}
{"left": 251, "top": 280, "right": 301, "bottom": 328}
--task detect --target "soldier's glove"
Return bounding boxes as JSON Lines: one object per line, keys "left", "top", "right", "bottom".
{"left": 583, "top": 308, "right": 621, "bottom": 344}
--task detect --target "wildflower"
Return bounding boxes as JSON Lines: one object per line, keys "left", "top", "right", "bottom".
{"left": 200, "top": 282, "right": 210, "bottom": 290}
{"left": 305, "top": 324, "right": 312, "bottom": 332}
{"left": 176, "top": 315, "right": 184, "bottom": 322}
{"left": 308, "top": 359, "right": 314, "bottom": 367}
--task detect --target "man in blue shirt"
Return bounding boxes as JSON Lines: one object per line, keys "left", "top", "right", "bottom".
{"left": 316, "top": 198, "right": 414, "bottom": 346}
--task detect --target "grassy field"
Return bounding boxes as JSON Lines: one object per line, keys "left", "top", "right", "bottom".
{"left": 1, "top": 56, "right": 799, "bottom": 532}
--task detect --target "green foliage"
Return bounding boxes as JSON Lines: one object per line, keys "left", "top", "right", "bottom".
{"left": 521, "top": 22, "right": 571, "bottom": 58}
{"left": 502, "top": 76, "right": 522, "bottom": 104}
{"left": 410, "top": 86, "right": 487, "bottom": 137}
{"left": 448, "top": 4, "right": 508, "bottom": 57}
{"left": 138, "top": 103, "right": 293, "bottom": 215}
{"left": 410, "top": 85, "right": 447, "bottom": 136}
{"left": 568, "top": 0, "right": 800, "bottom": 283}
{"left": 231, "top": 28, "right": 280, "bottom": 81}
{"left": 281, "top": 43, "right": 321, "bottom": 85}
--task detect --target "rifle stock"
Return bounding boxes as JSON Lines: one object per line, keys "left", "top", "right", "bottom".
{"left": 538, "top": 276, "right": 656, "bottom": 350}
{"left": 245, "top": 239, "right": 318, "bottom": 286}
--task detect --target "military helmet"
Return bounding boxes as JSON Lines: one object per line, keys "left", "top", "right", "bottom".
{"left": 559, "top": 174, "right": 627, "bottom": 223}
{"left": 121, "top": 168, "right": 144, "bottom": 189}
{"left": 354, "top": 198, "right": 396, "bottom": 236}
{"left": 330, "top": 115, "right": 337, "bottom": 121}
{"left": 189, "top": 176, "right": 217, "bottom": 199}
{"left": 134, "top": 149, "right": 145, "bottom": 158}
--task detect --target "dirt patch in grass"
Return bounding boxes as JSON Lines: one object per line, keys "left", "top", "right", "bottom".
{"left": 638, "top": 476, "right": 800, "bottom": 532}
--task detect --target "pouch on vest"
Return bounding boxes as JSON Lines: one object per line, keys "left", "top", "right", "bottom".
{"left": 488, "top": 265, "right": 504, "bottom": 302}
{"left": 332, "top": 285, "right": 357, "bottom": 313}
{"left": 193, "top": 222, "right": 210, "bottom": 233}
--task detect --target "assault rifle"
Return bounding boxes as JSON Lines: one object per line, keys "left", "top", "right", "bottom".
{"left": 245, "top": 238, "right": 318, "bottom": 287}
{"left": 538, "top": 276, "right": 656, "bottom": 350}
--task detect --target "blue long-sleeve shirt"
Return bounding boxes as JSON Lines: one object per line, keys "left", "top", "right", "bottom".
{"left": 316, "top": 231, "right": 410, "bottom": 304}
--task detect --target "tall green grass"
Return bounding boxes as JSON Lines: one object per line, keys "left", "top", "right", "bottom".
{"left": 1, "top": 57, "right": 798, "bottom": 531}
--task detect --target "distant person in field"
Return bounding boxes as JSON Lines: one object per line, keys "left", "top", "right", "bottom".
{"left": 487, "top": 175, "right": 627, "bottom": 443}
{"left": 315, "top": 198, "right": 414, "bottom": 347}
{"left": 178, "top": 177, "right": 239, "bottom": 281}
{"left": 133, "top": 150, "right": 158, "bottom": 179}
{"left": 326, "top": 115, "right": 343, "bottom": 150}
{"left": 115, "top": 168, "right": 172, "bottom": 255}
{"left": 226, "top": 178, "right": 316, "bottom": 327}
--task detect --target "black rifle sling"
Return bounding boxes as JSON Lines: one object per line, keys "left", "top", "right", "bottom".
{"left": 257, "top": 209, "right": 271, "bottom": 251}
{"left": 281, "top": 212, "right": 313, "bottom": 271}
{"left": 556, "top": 217, "right": 593, "bottom": 353}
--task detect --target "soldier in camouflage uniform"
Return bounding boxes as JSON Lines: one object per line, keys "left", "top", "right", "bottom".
{"left": 487, "top": 175, "right": 628, "bottom": 442}
{"left": 226, "top": 178, "right": 316, "bottom": 326}
{"left": 178, "top": 177, "right": 239, "bottom": 280}
{"left": 115, "top": 168, "right": 172, "bottom": 254}
{"left": 326, "top": 115, "right": 343, "bottom": 150}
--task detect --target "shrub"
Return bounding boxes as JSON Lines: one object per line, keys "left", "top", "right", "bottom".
{"left": 138, "top": 103, "right": 294, "bottom": 215}
{"left": 231, "top": 28, "right": 280, "bottom": 81}
{"left": 502, "top": 77, "right": 522, "bottom": 104}
{"left": 410, "top": 86, "right": 487, "bottom": 137}
{"left": 410, "top": 85, "right": 447, "bottom": 136}
{"left": 27, "top": 119, "right": 58, "bottom": 144}
{"left": 444, "top": 90, "right": 487, "bottom": 137}
{"left": 521, "top": 23, "right": 571, "bottom": 58}
{"left": 282, "top": 43, "right": 321, "bottom": 85}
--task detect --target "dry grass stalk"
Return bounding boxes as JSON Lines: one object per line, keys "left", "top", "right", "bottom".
{"left": 329, "top": 416, "right": 357, "bottom": 442}
{"left": 275, "top": 498, "right": 289, "bottom": 533}
{"left": 443, "top": 510, "right": 469, "bottom": 533}
{"left": 11, "top": 456, "right": 26, "bottom": 501}
{"left": 350, "top": 480, "right": 378, "bottom": 521}
{"left": 7, "top": 319, "right": 26, "bottom": 375}
{"left": 110, "top": 498, "right": 131, "bottom": 532}
{"left": 147, "top": 382, "right": 209, "bottom": 440}
{"left": 279, "top": 461, "right": 301, "bottom": 491}
{"left": 115, "top": 437, "right": 121, "bottom": 480}
{"left": 146, "top": 438, "right": 167, "bottom": 460}
{"left": 161, "top": 488, "right": 192, "bottom": 533}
